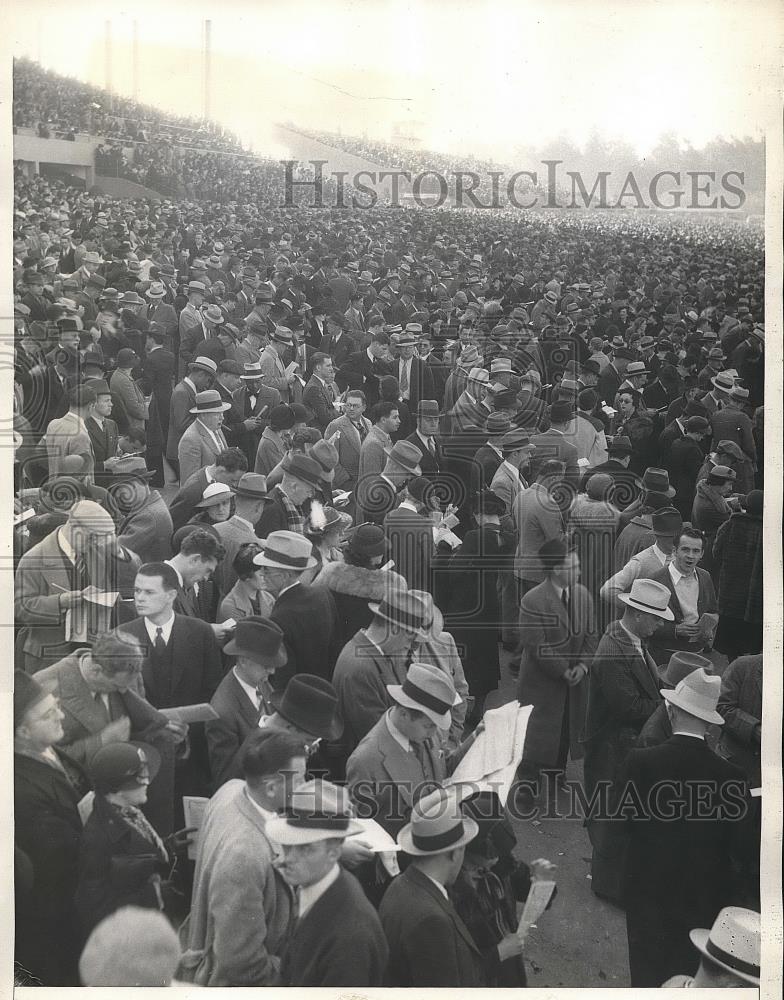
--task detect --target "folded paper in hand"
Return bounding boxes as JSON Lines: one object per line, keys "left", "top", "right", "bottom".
{"left": 161, "top": 703, "right": 219, "bottom": 724}
{"left": 82, "top": 587, "right": 120, "bottom": 607}
{"left": 354, "top": 818, "right": 401, "bottom": 878}
{"left": 447, "top": 701, "right": 532, "bottom": 806}
{"left": 517, "top": 879, "right": 556, "bottom": 941}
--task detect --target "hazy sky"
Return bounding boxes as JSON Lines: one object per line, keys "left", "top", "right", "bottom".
{"left": 9, "top": 0, "right": 782, "bottom": 160}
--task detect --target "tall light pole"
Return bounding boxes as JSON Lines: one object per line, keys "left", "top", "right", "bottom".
{"left": 203, "top": 19, "right": 212, "bottom": 121}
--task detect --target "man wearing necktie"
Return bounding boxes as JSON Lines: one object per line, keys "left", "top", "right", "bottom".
{"left": 517, "top": 539, "right": 597, "bottom": 799}
{"left": 582, "top": 577, "right": 675, "bottom": 904}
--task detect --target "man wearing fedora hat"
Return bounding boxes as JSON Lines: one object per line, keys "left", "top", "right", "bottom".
{"left": 490, "top": 429, "right": 536, "bottom": 514}
{"left": 179, "top": 303, "right": 224, "bottom": 370}
{"left": 396, "top": 325, "right": 435, "bottom": 411}
{"left": 406, "top": 398, "right": 443, "bottom": 478}
{"left": 583, "top": 577, "right": 674, "bottom": 903}
{"left": 709, "top": 383, "right": 757, "bottom": 461}
{"left": 356, "top": 439, "right": 423, "bottom": 525}
{"left": 334, "top": 590, "right": 430, "bottom": 751}
{"left": 603, "top": 506, "right": 682, "bottom": 610}
{"left": 254, "top": 531, "right": 340, "bottom": 687}
{"left": 448, "top": 367, "right": 491, "bottom": 434}
{"left": 260, "top": 326, "right": 299, "bottom": 405}
{"left": 637, "top": 651, "right": 715, "bottom": 748}
{"left": 181, "top": 729, "right": 308, "bottom": 985}
{"left": 233, "top": 361, "right": 282, "bottom": 466}
{"left": 255, "top": 453, "right": 322, "bottom": 537}
{"left": 619, "top": 668, "right": 749, "bottom": 986}
{"left": 84, "top": 378, "right": 120, "bottom": 474}
{"left": 205, "top": 617, "right": 288, "bottom": 787}
{"left": 110, "top": 456, "right": 174, "bottom": 563}
{"left": 177, "top": 389, "right": 231, "bottom": 485}
{"left": 144, "top": 282, "right": 178, "bottom": 342}
{"left": 166, "top": 356, "right": 217, "bottom": 477}
{"left": 662, "top": 906, "right": 760, "bottom": 988}
{"left": 379, "top": 787, "right": 486, "bottom": 986}
{"left": 212, "top": 473, "right": 270, "bottom": 595}
{"left": 319, "top": 311, "right": 355, "bottom": 367}
{"left": 698, "top": 368, "right": 733, "bottom": 417}
{"left": 268, "top": 779, "right": 388, "bottom": 987}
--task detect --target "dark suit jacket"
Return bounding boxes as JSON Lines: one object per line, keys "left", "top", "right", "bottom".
{"left": 206, "top": 669, "right": 262, "bottom": 788}
{"left": 598, "top": 362, "right": 622, "bottom": 403}
{"left": 168, "top": 468, "right": 210, "bottom": 531}
{"left": 319, "top": 331, "right": 355, "bottom": 368}
{"left": 406, "top": 429, "right": 442, "bottom": 478}
{"left": 303, "top": 375, "right": 340, "bottom": 432}
{"left": 356, "top": 474, "right": 399, "bottom": 525}
{"left": 380, "top": 864, "right": 485, "bottom": 987}
{"left": 122, "top": 614, "right": 223, "bottom": 709}
{"left": 85, "top": 415, "right": 119, "bottom": 471}
{"left": 530, "top": 428, "right": 580, "bottom": 488}
{"left": 396, "top": 355, "right": 435, "bottom": 411}
{"left": 270, "top": 581, "right": 340, "bottom": 688}
{"left": 254, "top": 486, "right": 292, "bottom": 538}
{"left": 166, "top": 379, "right": 197, "bottom": 461}
{"left": 647, "top": 565, "right": 717, "bottom": 664}
{"left": 233, "top": 383, "right": 281, "bottom": 465}
{"left": 474, "top": 443, "right": 504, "bottom": 488}
{"left": 280, "top": 869, "right": 388, "bottom": 987}
{"left": 336, "top": 350, "right": 393, "bottom": 408}
{"left": 383, "top": 504, "right": 433, "bottom": 592}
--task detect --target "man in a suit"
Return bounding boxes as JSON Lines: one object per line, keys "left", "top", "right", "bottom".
{"left": 165, "top": 531, "right": 227, "bottom": 633}
{"left": 259, "top": 326, "right": 298, "bottom": 404}
{"left": 233, "top": 361, "right": 282, "bottom": 467}
{"left": 109, "top": 348, "right": 148, "bottom": 437}
{"left": 490, "top": 430, "right": 536, "bottom": 515}
{"left": 166, "top": 356, "right": 217, "bottom": 474}
{"left": 303, "top": 352, "right": 341, "bottom": 432}
{"left": 709, "top": 385, "right": 757, "bottom": 460}
{"left": 356, "top": 439, "right": 423, "bottom": 525}
{"left": 336, "top": 330, "right": 393, "bottom": 408}
{"left": 517, "top": 538, "right": 597, "bottom": 795}
{"left": 144, "top": 282, "right": 178, "bottom": 344}
{"left": 205, "top": 618, "right": 288, "bottom": 788}
{"left": 180, "top": 303, "right": 225, "bottom": 369}
{"left": 383, "top": 476, "right": 435, "bottom": 592}
{"left": 597, "top": 346, "right": 632, "bottom": 403}
{"left": 213, "top": 473, "right": 269, "bottom": 595}
{"left": 530, "top": 399, "right": 580, "bottom": 489}
{"left": 621, "top": 669, "right": 749, "bottom": 986}
{"left": 255, "top": 454, "right": 321, "bottom": 537}
{"left": 513, "top": 460, "right": 567, "bottom": 596}
{"left": 473, "top": 413, "right": 511, "bottom": 488}
{"left": 45, "top": 383, "right": 96, "bottom": 479}
{"left": 84, "top": 380, "right": 119, "bottom": 473}
{"left": 267, "top": 780, "right": 388, "bottom": 988}
{"left": 168, "top": 447, "right": 248, "bottom": 531}
{"left": 324, "top": 390, "right": 371, "bottom": 491}
{"left": 666, "top": 416, "right": 711, "bottom": 519}
{"left": 14, "top": 500, "right": 119, "bottom": 673}
{"left": 379, "top": 786, "right": 487, "bottom": 986}
{"left": 320, "top": 311, "right": 355, "bottom": 367}
{"left": 177, "top": 389, "right": 231, "bottom": 485}
{"left": 257, "top": 532, "right": 340, "bottom": 687}
{"left": 396, "top": 325, "right": 435, "bottom": 413}
{"left": 647, "top": 526, "right": 718, "bottom": 665}
{"left": 602, "top": 506, "right": 681, "bottom": 612}
{"left": 357, "top": 400, "right": 400, "bottom": 487}
{"left": 405, "top": 398, "right": 443, "bottom": 480}
{"left": 181, "top": 728, "right": 305, "bottom": 985}
{"left": 583, "top": 577, "right": 674, "bottom": 904}
{"left": 343, "top": 293, "right": 366, "bottom": 341}
{"left": 111, "top": 456, "right": 174, "bottom": 563}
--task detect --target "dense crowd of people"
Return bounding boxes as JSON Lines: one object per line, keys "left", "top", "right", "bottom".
{"left": 14, "top": 58, "right": 244, "bottom": 152}
{"left": 12, "top": 104, "right": 765, "bottom": 991}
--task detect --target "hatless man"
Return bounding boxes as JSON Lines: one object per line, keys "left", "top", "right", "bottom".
{"left": 303, "top": 352, "right": 341, "bottom": 432}
{"left": 336, "top": 330, "right": 394, "bottom": 408}
{"left": 357, "top": 399, "right": 400, "bottom": 484}
{"left": 181, "top": 729, "right": 307, "bottom": 985}
{"left": 620, "top": 669, "right": 749, "bottom": 986}
{"left": 514, "top": 459, "right": 567, "bottom": 597}
{"left": 324, "top": 389, "right": 371, "bottom": 492}
{"left": 165, "top": 530, "right": 227, "bottom": 632}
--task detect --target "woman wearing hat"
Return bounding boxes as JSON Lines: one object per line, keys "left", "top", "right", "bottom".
{"left": 611, "top": 389, "right": 656, "bottom": 476}
{"left": 187, "top": 481, "right": 235, "bottom": 529}
{"left": 311, "top": 523, "right": 406, "bottom": 650}
{"left": 696, "top": 438, "right": 754, "bottom": 496}
{"left": 75, "top": 742, "right": 190, "bottom": 935}
{"left": 304, "top": 501, "right": 352, "bottom": 572}
{"left": 218, "top": 542, "right": 275, "bottom": 624}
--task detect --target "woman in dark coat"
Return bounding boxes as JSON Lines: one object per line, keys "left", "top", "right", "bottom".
{"left": 442, "top": 490, "right": 509, "bottom": 722}
{"left": 712, "top": 491, "right": 763, "bottom": 657}
{"left": 612, "top": 389, "right": 656, "bottom": 476}
{"left": 76, "top": 742, "right": 176, "bottom": 936}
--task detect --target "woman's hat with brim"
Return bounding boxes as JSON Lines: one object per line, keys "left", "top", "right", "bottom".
{"left": 662, "top": 667, "right": 724, "bottom": 724}
{"left": 269, "top": 673, "right": 344, "bottom": 741}
{"left": 90, "top": 742, "right": 161, "bottom": 794}
{"left": 195, "top": 481, "right": 236, "bottom": 508}
{"left": 266, "top": 779, "right": 362, "bottom": 845}
{"left": 254, "top": 530, "right": 317, "bottom": 570}
{"left": 689, "top": 907, "right": 760, "bottom": 986}
{"left": 618, "top": 578, "right": 674, "bottom": 620}
{"left": 397, "top": 786, "right": 479, "bottom": 857}
{"left": 189, "top": 389, "right": 232, "bottom": 414}
{"left": 387, "top": 661, "right": 460, "bottom": 730}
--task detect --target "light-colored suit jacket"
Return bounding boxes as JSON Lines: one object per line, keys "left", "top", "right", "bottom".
{"left": 325, "top": 413, "right": 372, "bottom": 488}
{"left": 357, "top": 424, "right": 390, "bottom": 485}
{"left": 254, "top": 426, "right": 288, "bottom": 476}
{"left": 259, "top": 344, "right": 290, "bottom": 400}
{"left": 489, "top": 460, "right": 524, "bottom": 516}
{"left": 178, "top": 419, "right": 229, "bottom": 485}
{"left": 45, "top": 411, "right": 95, "bottom": 478}
{"left": 109, "top": 368, "right": 147, "bottom": 434}
{"left": 213, "top": 515, "right": 258, "bottom": 595}
{"left": 600, "top": 543, "right": 671, "bottom": 610}
{"left": 180, "top": 779, "right": 294, "bottom": 986}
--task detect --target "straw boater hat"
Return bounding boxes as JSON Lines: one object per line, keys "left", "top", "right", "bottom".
{"left": 661, "top": 668, "right": 724, "bottom": 725}
{"left": 397, "top": 786, "right": 479, "bottom": 857}
{"left": 254, "top": 530, "right": 317, "bottom": 571}
{"left": 689, "top": 907, "right": 760, "bottom": 986}
{"left": 265, "top": 780, "right": 363, "bottom": 845}
{"left": 618, "top": 579, "right": 675, "bottom": 620}
{"left": 189, "top": 390, "right": 232, "bottom": 415}
{"left": 387, "top": 661, "right": 461, "bottom": 730}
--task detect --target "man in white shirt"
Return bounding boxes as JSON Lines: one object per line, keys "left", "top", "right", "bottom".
{"left": 182, "top": 728, "right": 308, "bottom": 986}
{"left": 601, "top": 507, "right": 682, "bottom": 611}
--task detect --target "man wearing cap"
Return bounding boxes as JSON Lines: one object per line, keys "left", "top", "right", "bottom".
{"left": 166, "top": 356, "right": 217, "bottom": 476}
{"left": 205, "top": 618, "right": 291, "bottom": 787}
{"left": 14, "top": 670, "right": 86, "bottom": 984}
{"left": 177, "top": 389, "right": 232, "bottom": 485}
{"left": 602, "top": 506, "right": 682, "bottom": 611}
{"left": 255, "top": 531, "right": 340, "bottom": 686}
{"left": 110, "top": 348, "right": 147, "bottom": 437}
{"left": 619, "top": 668, "right": 749, "bottom": 986}
{"left": 181, "top": 729, "right": 307, "bottom": 985}
{"left": 583, "top": 578, "right": 674, "bottom": 903}
{"left": 356, "top": 439, "right": 423, "bottom": 526}
{"left": 212, "top": 473, "right": 269, "bottom": 595}
{"left": 44, "top": 383, "right": 96, "bottom": 478}
{"left": 268, "top": 779, "right": 388, "bottom": 986}
{"left": 14, "top": 500, "right": 122, "bottom": 673}
{"left": 379, "top": 787, "right": 486, "bottom": 986}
